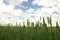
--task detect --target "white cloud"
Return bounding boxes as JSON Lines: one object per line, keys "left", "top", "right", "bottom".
{"left": 0, "top": 4, "right": 14, "bottom": 12}
{"left": 26, "top": 8, "right": 35, "bottom": 12}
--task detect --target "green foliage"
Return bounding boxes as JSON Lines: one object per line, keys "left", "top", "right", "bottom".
{"left": 0, "top": 26, "right": 60, "bottom": 40}
{"left": 0, "top": 17, "right": 59, "bottom": 40}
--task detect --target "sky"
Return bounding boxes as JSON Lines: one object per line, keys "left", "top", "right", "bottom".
{"left": 0, "top": 0, "right": 60, "bottom": 26}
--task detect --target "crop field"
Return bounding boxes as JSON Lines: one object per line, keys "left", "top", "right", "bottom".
{"left": 0, "top": 17, "right": 60, "bottom": 40}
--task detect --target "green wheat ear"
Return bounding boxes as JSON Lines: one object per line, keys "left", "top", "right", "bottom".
{"left": 47, "top": 17, "right": 50, "bottom": 24}
{"left": 56, "top": 21, "right": 59, "bottom": 28}
{"left": 31, "top": 22, "right": 34, "bottom": 27}
{"left": 42, "top": 17, "right": 47, "bottom": 27}
{"left": 27, "top": 19, "right": 30, "bottom": 27}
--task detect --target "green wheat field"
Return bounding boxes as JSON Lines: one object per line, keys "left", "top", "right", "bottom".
{"left": 0, "top": 17, "right": 60, "bottom": 40}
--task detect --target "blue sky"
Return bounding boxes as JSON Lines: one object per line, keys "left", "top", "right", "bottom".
{"left": 0, "top": 0, "right": 60, "bottom": 26}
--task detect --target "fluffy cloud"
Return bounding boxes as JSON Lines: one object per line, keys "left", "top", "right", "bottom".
{"left": 26, "top": 8, "right": 35, "bottom": 13}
